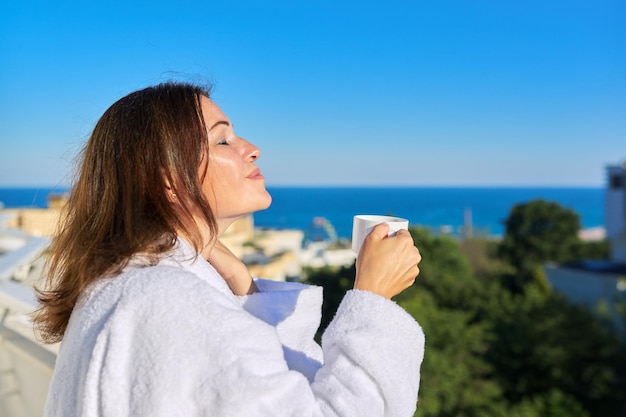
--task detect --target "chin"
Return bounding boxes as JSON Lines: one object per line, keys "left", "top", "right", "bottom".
{"left": 257, "top": 191, "right": 272, "bottom": 211}
{"left": 242, "top": 191, "right": 272, "bottom": 216}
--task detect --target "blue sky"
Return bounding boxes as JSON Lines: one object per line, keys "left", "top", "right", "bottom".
{"left": 1, "top": 0, "right": 624, "bottom": 187}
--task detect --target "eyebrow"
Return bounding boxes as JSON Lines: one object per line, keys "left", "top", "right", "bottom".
{"left": 209, "top": 120, "right": 231, "bottom": 131}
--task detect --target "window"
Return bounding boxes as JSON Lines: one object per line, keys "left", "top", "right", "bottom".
{"left": 610, "top": 173, "right": 625, "bottom": 189}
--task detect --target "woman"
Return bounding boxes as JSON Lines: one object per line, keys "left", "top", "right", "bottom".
{"left": 35, "top": 81, "right": 425, "bottom": 417}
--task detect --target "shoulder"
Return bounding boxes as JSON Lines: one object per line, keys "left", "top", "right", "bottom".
{"left": 124, "top": 263, "right": 238, "bottom": 310}
{"left": 79, "top": 262, "right": 239, "bottom": 327}
{"left": 123, "top": 263, "right": 213, "bottom": 294}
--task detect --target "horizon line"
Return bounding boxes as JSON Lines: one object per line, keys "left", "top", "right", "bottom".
{"left": 0, "top": 183, "right": 606, "bottom": 189}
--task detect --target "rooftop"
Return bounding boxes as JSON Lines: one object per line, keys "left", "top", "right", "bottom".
{"left": 560, "top": 260, "right": 626, "bottom": 276}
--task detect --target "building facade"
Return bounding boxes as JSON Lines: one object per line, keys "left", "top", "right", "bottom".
{"left": 606, "top": 163, "right": 626, "bottom": 262}
{"left": 544, "top": 160, "right": 626, "bottom": 325}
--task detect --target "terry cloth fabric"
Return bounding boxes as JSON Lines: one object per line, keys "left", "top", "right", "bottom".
{"left": 44, "top": 238, "right": 425, "bottom": 417}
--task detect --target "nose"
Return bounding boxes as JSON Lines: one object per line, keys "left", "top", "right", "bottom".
{"left": 243, "top": 138, "right": 260, "bottom": 161}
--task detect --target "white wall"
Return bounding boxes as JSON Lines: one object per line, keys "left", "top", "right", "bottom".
{"left": 545, "top": 265, "right": 621, "bottom": 306}
{"left": 606, "top": 165, "right": 626, "bottom": 263}
{"left": 606, "top": 165, "right": 625, "bottom": 239}
{"left": 544, "top": 265, "right": 624, "bottom": 327}
{"left": 611, "top": 232, "right": 626, "bottom": 263}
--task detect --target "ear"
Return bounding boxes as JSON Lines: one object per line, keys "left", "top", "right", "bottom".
{"left": 163, "top": 173, "right": 178, "bottom": 203}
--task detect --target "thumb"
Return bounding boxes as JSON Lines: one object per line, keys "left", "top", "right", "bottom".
{"left": 368, "top": 222, "right": 391, "bottom": 240}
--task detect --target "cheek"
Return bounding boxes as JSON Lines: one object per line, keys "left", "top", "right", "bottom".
{"left": 205, "top": 155, "right": 243, "bottom": 196}
{"left": 209, "top": 150, "right": 242, "bottom": 176}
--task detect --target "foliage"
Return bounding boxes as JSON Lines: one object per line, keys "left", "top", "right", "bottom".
{"left": 571, "top": 239, "right": 610, "bottom": 260}
{"left": 401, "top": 292, "right": 502, "bottom": 417}
{"left": 302, "top": 204, "right": 626, "bottom": 417}
{"left": 397, "top": 227, "right": 483, "bottom": 311}
{"left": 499, "top": 199, "right": 580, "bottom": 280}
{"left": 387, "top": 227, "right": 507, "bottom": 416}
{"left": 459, "top": 237, "right": 513, "bottom": 280}
{"left": 507, "top": 389, "right": 590, "bottom": 417}
{"left": 484, "top": 285, "right": 626, "bottom": 416}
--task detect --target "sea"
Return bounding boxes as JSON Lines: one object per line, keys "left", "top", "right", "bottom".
{"left": 0, "top": 186, "right": 605, "bottom": 240}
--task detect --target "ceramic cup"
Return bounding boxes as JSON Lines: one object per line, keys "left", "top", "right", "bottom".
{"left": 351, "top": 215, "right": 409, "bottom": 255}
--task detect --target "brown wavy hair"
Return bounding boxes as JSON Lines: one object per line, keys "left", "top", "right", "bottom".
{"left": 35, "top": 81, "right": 216, "bottom": 343}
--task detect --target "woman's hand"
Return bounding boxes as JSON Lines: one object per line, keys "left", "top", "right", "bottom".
{"left": 205, "top": 240, "right": 259, "bottom": 295}
{"left": 353, "top": 223, "right": 421, "bottom": 299}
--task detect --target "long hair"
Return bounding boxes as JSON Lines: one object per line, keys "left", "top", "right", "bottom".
{"left": 34, "top": 82, "right": 216, "bottom": 343}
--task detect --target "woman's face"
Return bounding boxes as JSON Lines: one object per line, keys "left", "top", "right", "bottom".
{"left": 199, "top": 97, "right": 272, "bottom": 234}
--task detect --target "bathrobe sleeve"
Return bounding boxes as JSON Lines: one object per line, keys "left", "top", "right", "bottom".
{"left": 237, "top": 279, "right": 325, "bottom": 382}
{"left": 47, "top": 266, "right": 424, "bottom": 417}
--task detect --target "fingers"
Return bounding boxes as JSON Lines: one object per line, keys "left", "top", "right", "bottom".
{"left": 205, "top": 240, "right": 240, "bottom": 273}
{"left": 366, "top": 224, "right": 412, "bottom": 244}
{"left": 393, "top": 228, "right": 414, "bottom": 247}
{"left": 397, "top": 240, "right": 421, "bottom": 287}
{"left": 402, "top": 245, "right": 421, "bottom": 280}
{"left": 207, "top": 240, "right": 257, "bottom": 296}
{"left": 368, "top": 222, "right": 391, "bottom": 239}
{"left": 395, "top": 228, "right": 411, "bottom": 237}
{"left": 355, "top": 224, "right": 423, "bottom": 298}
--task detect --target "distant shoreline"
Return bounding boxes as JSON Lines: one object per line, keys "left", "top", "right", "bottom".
{"left": 0, "top": 184, "right": 604, "bottom": 190}
{"left": 0, "top": 186, "right": 606, "bottom": 241}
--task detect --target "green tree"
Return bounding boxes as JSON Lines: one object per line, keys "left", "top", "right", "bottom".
{"left": 507, "top": 389, "right": 590, "bottom": 417}
{"left": 398, "top": 227, "right": 483, "bottom": 311}
{"left": 460, "top": 237, "right": 513, "bottom": 281}
{"left": 303, "top": 224, "right": 626, "bottom": 417}
{"left": 571, "top": 239, "right": 610, "bottom": 260}
{"left": 400, "top": 227, "right": 505, "bottom": 417}
{"left": 485, "top": 285, "right": 626, "bottom": 416}
{"left": 402, "top": 292, "right": 503, "bottom": 417}
{"left": 499, "top": 200, "right": 581, "bottom": 290}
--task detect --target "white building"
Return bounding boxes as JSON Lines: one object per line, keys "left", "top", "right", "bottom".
{"left": 0, "top": 216, "right": 56, "bottom": 417}
{"left": 544, "top": 160, "right": 626, "bottom": 324}
{"left": 606, "top": 163, "right": 626, "bottom": 262}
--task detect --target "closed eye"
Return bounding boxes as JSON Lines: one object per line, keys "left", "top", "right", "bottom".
{"left": 209, "top": 120, "right": 234, "bottom": 146}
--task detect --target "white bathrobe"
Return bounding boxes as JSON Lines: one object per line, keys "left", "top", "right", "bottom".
{"left": 44, "top": 238, "right": 425, "bottom": 417}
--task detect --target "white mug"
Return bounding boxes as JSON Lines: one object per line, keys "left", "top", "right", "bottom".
{"left": 351, "top": 215, "right": 409, "bottom": 255}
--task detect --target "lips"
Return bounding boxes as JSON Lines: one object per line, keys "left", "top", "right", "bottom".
{"left": 247, "top": 167, "right": 264, "bottom": 180}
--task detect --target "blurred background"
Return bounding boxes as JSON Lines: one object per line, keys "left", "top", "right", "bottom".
{"left": 0, "top": 1, "right": 625, "bottom": 416}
